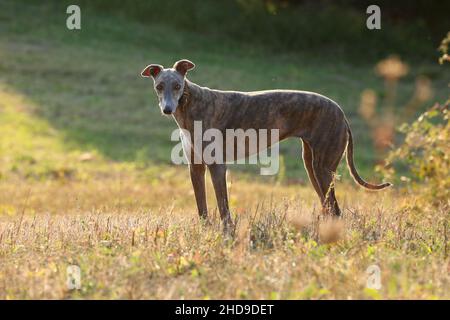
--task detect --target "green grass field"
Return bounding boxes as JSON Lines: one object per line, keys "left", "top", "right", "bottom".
{"left": 0, "top": 1, "right": 448, "bottom": 299}
{"left": 1, "top": 0, "right": 448, "bottom": 180}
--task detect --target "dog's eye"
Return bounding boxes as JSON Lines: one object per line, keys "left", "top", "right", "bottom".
{"left": 174, "top": 84, "right": 181, "bottom": 90}
{"left": 156, "top": 84, "right": 164, "bottom": 91}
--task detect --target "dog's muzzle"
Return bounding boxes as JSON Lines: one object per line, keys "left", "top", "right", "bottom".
{"left": 163, "top": 107, "right": 173, "bottom": 115}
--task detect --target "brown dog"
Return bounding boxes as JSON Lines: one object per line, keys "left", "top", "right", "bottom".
{"left": 141, "top": 59, "right": 391, "bottom": 233}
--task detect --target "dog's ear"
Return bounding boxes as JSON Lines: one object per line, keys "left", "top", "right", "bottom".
{"left": 141, "top": 64, "right": 163, "bottom": 78}
{"left": 173, "top": 59, "right": 195, "bottom": 76}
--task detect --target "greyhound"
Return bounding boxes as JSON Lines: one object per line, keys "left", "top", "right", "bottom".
{"left": 141, "top": 59, "right": 391, "bottom": 233}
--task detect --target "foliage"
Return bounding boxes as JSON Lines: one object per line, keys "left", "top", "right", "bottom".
{"left": 439, "top": 31, "right": 450, "bottom": 65}
{"left": 380, "top": 103, "right": 449, "bottom": 204}
{"left": 377, "top": 34, "right": 450, "bottom": 204}
{"left": 57, "top": 0, "right": 442, "bottom": 62}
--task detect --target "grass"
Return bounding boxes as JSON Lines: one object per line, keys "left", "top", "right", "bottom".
{"left": 1, "top": 178, "right": 448, "bottom": 299}
{"left": 0, "top": 1, "right": 449, "bottom": 299}
{"left": 1, "top": 0, "right": 448, "bottom": 179}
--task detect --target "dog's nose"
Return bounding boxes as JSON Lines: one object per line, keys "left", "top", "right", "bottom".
{"left": 163, "top": 107, "right": 172, "bottom": 115}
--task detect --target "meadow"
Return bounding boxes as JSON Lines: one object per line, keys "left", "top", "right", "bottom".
{"left": 0, "top": 1, "right": 448, "bottom": 299}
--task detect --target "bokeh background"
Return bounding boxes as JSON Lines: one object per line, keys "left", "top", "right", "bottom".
{"left": 0, "top": 0, "right": 448, "bottom": 181}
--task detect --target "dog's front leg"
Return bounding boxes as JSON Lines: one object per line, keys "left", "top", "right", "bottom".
{"left": 208, "top": 164, "right": 234, "bottom": 234}
{"left": 189, "top": 163, "right": 208, "bottom": 220}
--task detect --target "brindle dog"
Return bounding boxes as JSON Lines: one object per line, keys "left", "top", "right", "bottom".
{"left": 141, "top": 59, "right": 391, "bottom": 233}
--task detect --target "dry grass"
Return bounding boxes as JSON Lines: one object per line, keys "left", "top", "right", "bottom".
{"left": 0, "top": 173, "right": 448, "bottom": 299}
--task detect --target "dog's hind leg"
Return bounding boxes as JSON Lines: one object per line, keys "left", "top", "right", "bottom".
{"left": 208, "top": 164, "right": 234, "bottom": 234}
{"left": 313, "top": 163, "right": 341, "bottom": 216}
{"left": 309, "top": 132, "right": 347, "bottom": 217}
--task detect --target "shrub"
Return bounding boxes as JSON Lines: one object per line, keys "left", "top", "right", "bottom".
{"left": 379, "top": 102, "right": 449, "bottom": 204}
{"left": 376, "top": 34, "right": 450, "bottom": 204}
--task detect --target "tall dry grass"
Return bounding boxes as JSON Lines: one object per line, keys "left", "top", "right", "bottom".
{"left": 0, "top": 175, "right": 448, "bottom": 299}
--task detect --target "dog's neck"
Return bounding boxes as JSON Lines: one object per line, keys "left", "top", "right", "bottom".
{"left": 173, "top": 79, "right": 208, "bottom": 130}
{"left": 177, "top": 81, "right": 190, "bottom": 111}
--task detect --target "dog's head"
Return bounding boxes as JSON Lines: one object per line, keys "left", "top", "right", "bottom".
{"left": 141, "top": 59, "right": 195, "bottom": 115}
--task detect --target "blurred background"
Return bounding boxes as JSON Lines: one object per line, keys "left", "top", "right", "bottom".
{"left": 0, "top": 0, "right": 448, "bottom": 186}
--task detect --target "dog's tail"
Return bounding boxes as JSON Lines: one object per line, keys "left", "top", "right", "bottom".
{"left": 345, "top": 119, "right": 392, "bottom": 190}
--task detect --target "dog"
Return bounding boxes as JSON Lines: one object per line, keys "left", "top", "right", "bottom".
{"left": 141, "top": 59, "right": 391, "bottom": 233}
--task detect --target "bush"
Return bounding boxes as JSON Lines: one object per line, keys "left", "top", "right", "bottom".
{"left": 379, "top": 103, "right": 449, "bottom": 204}
{"left": 378, "top": 33, "right": 450, "bottom": 204}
